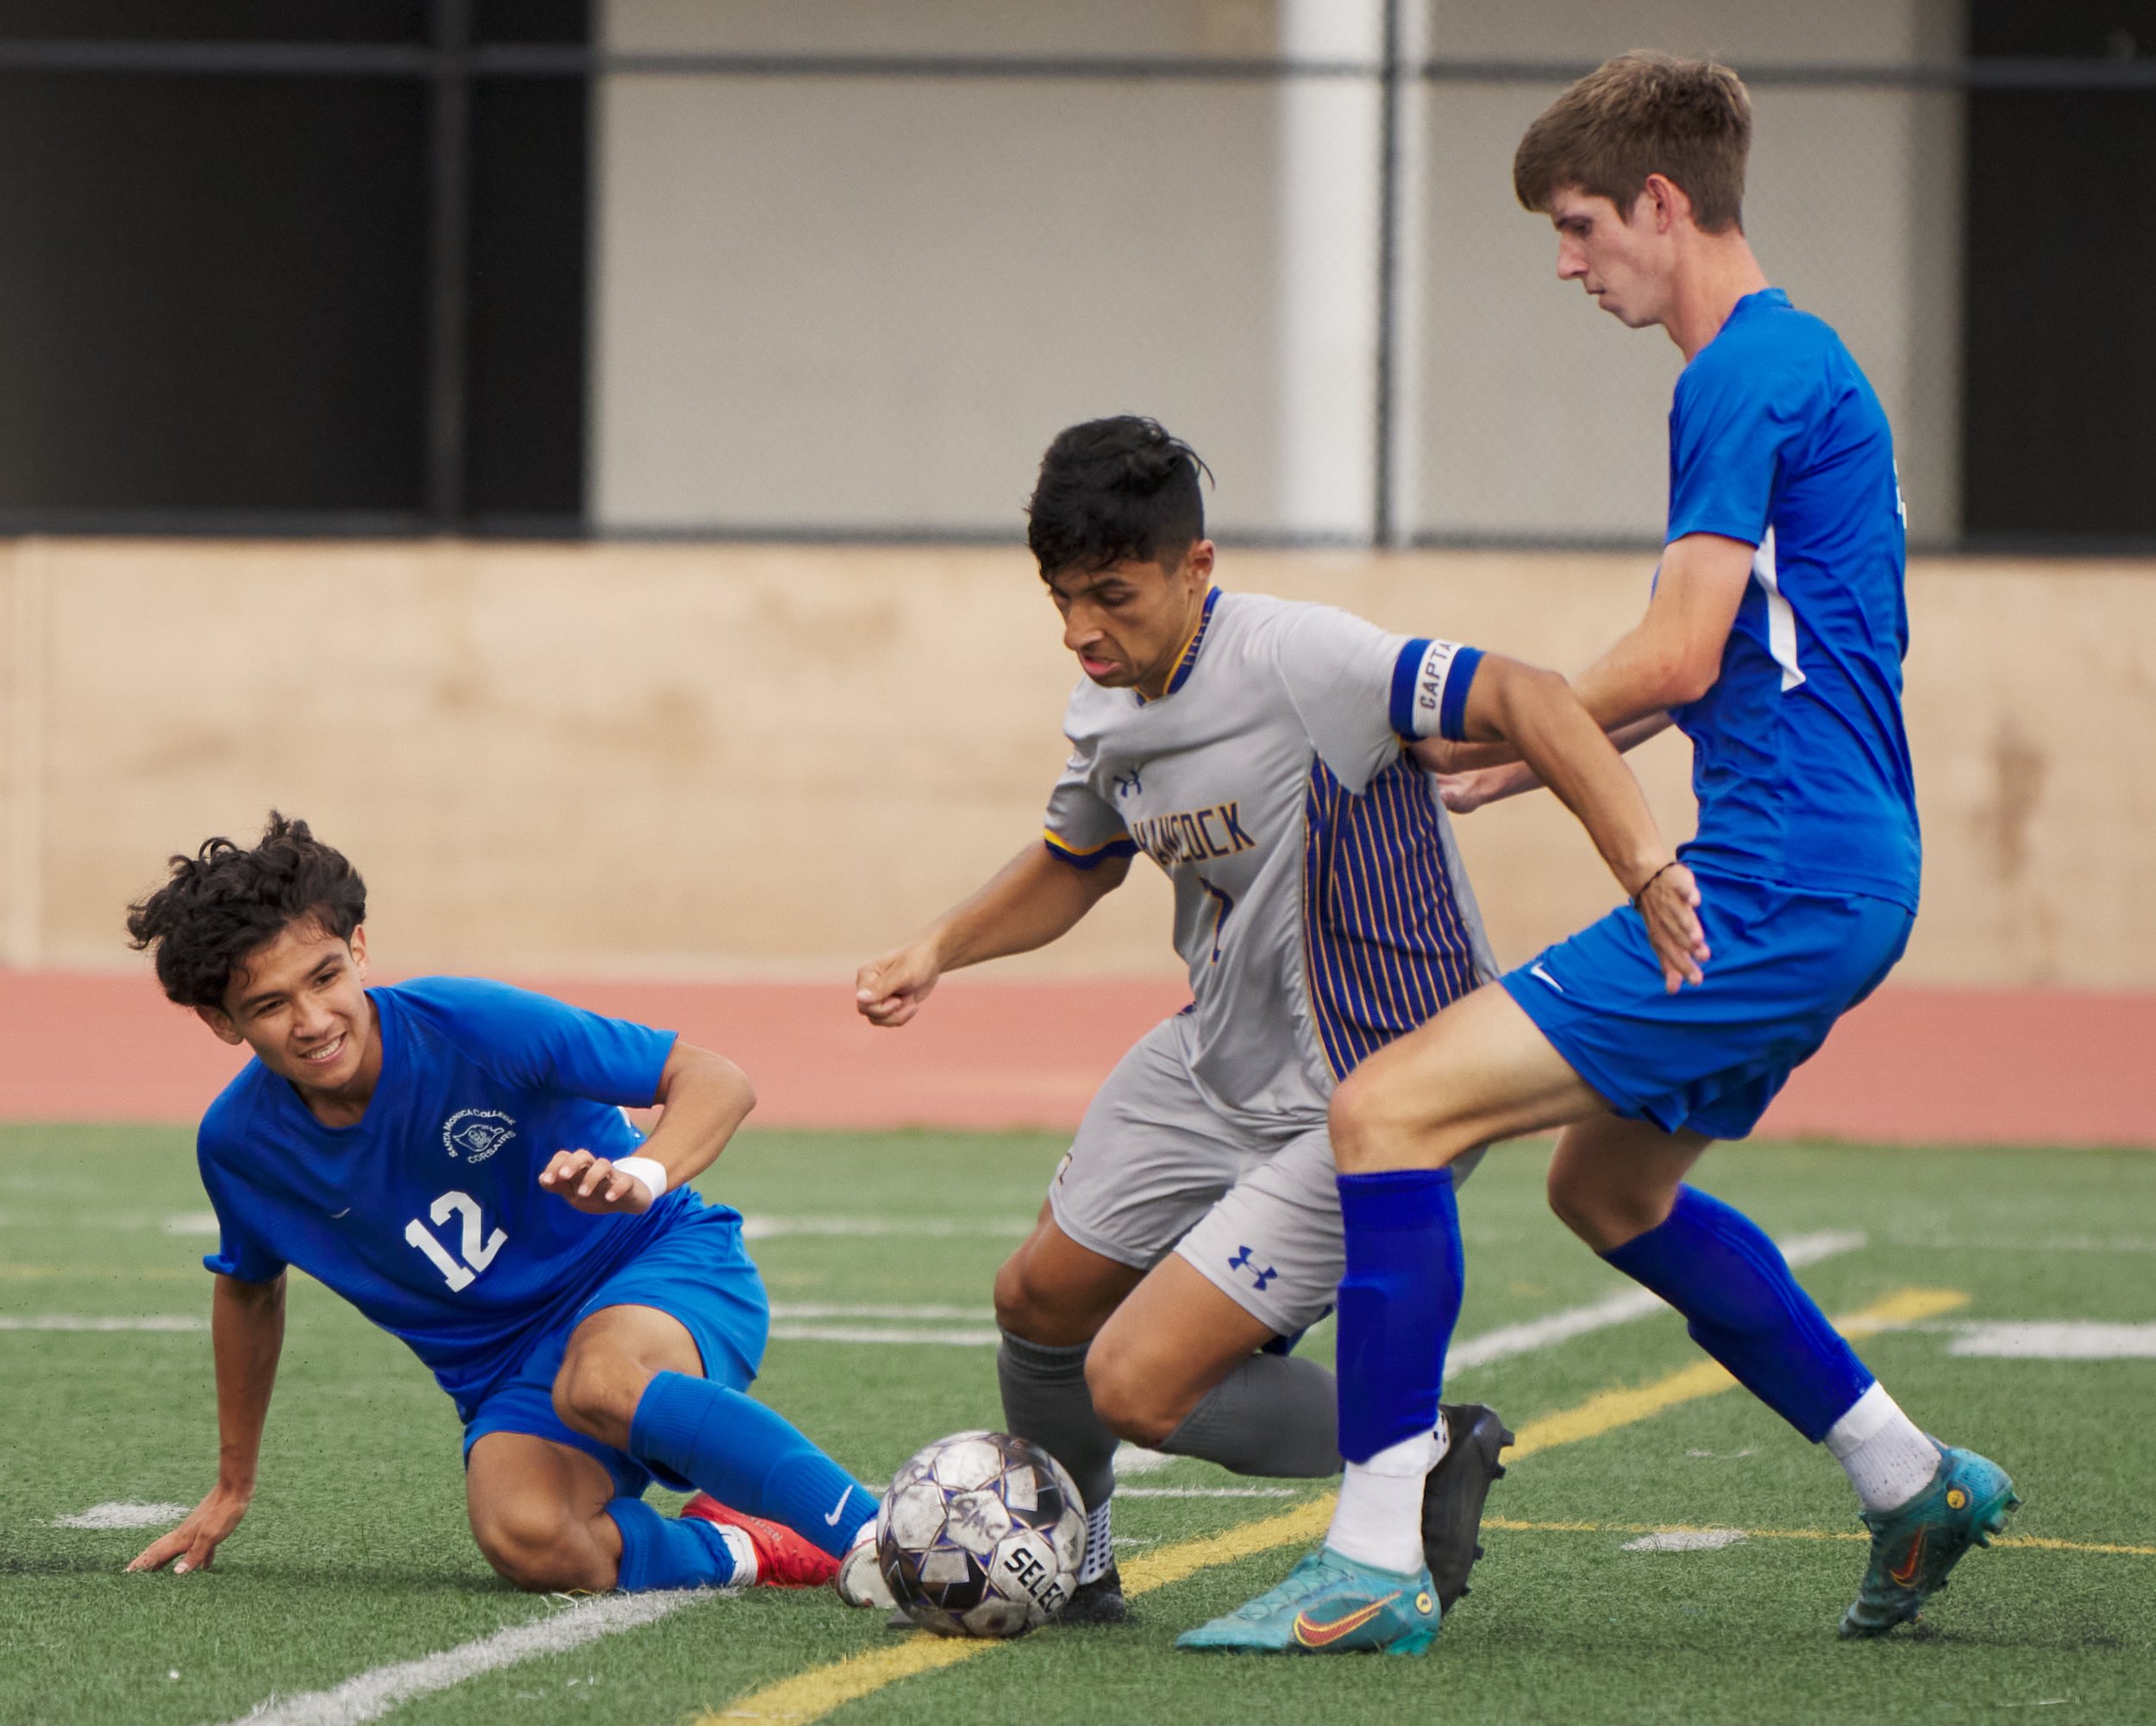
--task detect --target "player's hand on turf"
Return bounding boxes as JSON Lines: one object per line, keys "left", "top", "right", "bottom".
{"left": 539, "top": 1148, "right": 655, "bottom": 1214}
{"left": 1636, "top": 861, "right": 1709, "bottom": 993}
{"left": 126, "top": 1482, "right": 250, "bottom": 1575}
{"left": 855, "top": 940, "right": 941, "bottom": 1028}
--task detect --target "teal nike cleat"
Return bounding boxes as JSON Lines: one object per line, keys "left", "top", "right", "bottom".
{"left": 1176, "top": 1549, "right": 1440, "bottom": 1655}
{"left": 1839, "top": 1440, "right": 2020, "bottom": 1639}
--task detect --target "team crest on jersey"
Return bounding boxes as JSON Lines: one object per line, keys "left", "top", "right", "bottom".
{"left": 442, "top": 1108, "right": 516, "bottom": 1163}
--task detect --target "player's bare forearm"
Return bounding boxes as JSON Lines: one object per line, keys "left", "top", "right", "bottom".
{"left": 935, "top": 842, "right": 1125, "bottom": 970}
{"left": 1412, "top": 711, "right": 1675, "bottom": 782}
{"left": 636, "top": 1041, "right": 755, "bottom": 1187}
{"left": 856, "top": 841, "right": 1128, "bottom": 1027}
{"left": 128, "top": 1273, "right": 284, "bottom": 1572}
{"left": 211, "top": 1271, "right": 285, "bottom": 1488}
{"left": 1570, "top": 533, "right": 1754, "bottom": 729}
{"left": 1458, "top": 656, "right": 1708, "bottom": 988}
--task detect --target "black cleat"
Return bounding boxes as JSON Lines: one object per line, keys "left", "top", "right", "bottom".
{"left": 1422, "top": 1402, "right": 1514, "bottom": 1613}
{"left": 1058, "top": 1563, "right": 1129, "bottom": 1626}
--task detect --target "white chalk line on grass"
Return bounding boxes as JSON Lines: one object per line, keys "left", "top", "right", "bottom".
{"left": 53, "top": 1500, "right": 190, "bottom": 1529}
{"left": 741, "top": 1215, "right": 1033, "bottom": 1242}
{"left": 0, "top": 1313, "right": 205, "bottom": 1332}
{"left": 768, "top": 1323, "right": 1001, "bottom": 1347}
{"left": 1624, "top": 1528, "right": 1747, "bottom": 1553}
{"left": 216, "top": 1591, "right": 712, "bottom": 1726}
{"left": 1945, "top": 1321, "right": 2156, "bottom": 1359}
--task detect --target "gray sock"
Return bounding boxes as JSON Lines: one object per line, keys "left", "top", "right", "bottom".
{"left": 1161, "top": 1351, "right": 1341, "bottom": 1478}
{"left": 996, "top": 1330, "right": 1119, "bottom": 1520}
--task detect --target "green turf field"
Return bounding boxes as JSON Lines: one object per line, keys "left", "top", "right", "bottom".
{"left": 4, "top": 1126, "right": 2153, "bottom": 1725}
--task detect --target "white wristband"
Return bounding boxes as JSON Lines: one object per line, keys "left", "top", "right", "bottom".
{"left": 611, "top": 1155, "right": 670, "bottom": 1202}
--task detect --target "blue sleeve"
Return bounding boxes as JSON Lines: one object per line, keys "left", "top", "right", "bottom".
{"left": 408, "top": 978, "right": 678, "bottom": 1107}
{"left": 1666, "top": 348, "right": 1813, "bottom": 549}
{"left": 197, "top": 1133, "right": 288, "bottom": 1285}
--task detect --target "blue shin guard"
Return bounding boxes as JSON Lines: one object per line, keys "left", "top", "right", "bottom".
{"left": 1601, "top": 1186, "right": 1871, "bottom": 1440}
{"left": 1335, "top": 1169, "right": 1464, "bottom": 1464}
{"left": 628, "top": 1372, "right": 880, "bottom": 1557}
{"left": 606, "top": 1496, "right": 741, "bottom": 1591}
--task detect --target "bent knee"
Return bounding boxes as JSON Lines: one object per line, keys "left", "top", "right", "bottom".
{"left": 1084, "top": 1338, "right": 1181, "bottom": 1448}
{"left": 550, "top": 1354, "right": 647, "bottom": 1447}
{"left": 1545, "top": 1163, "right": 1666, "bottom": 1253}
{"left": 472, "top": 1503, "right": 604, "bottom": 1593}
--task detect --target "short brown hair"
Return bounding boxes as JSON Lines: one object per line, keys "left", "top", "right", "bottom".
{"left": 1514, "top": 51, "right": 1751, "bottom": 233}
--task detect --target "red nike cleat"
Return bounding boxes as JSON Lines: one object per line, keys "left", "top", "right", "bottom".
{"left": 679, "top": 1494, "right": 841, "bottom": 1589}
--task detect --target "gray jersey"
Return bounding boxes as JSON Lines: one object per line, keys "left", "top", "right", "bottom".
{"left": 1044, "top": 588, "right": 1496, "bottom": 1128}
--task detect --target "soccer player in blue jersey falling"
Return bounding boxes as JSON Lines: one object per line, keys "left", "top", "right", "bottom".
{"left": 1187, "top": 53, "right": 2017, "bottom": 1654}
{"left": 122, "top": 815, "right": 887, "bottom": 1603}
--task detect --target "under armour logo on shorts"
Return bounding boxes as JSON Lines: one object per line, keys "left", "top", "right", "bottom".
{"left": 1227, "top": 1245, "right": 1279, "bottom": 1292}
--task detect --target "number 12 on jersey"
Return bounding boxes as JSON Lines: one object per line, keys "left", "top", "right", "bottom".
{"left": 404, "top": 1189, "right": 507, "bottom": 1291}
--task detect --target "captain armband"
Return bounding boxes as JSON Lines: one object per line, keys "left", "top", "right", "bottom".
{"left": 1388, "top": 639, "right": 1486, "bottom": 744}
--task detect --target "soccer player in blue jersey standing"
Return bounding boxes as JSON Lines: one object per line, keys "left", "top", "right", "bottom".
{"left": 122, "top": 815, "right": 887, "bottom": 1603}
{"left": 1188, "top": 53, "right": 2016, "bottom": 1654}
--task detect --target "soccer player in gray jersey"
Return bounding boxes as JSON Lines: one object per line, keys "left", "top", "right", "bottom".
{"left": 856, "top": 417, "right": 1705, "bottom": 1623}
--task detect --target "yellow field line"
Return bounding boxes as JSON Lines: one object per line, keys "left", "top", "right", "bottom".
{"left": 1484, "top": 1516, "right": 2156, "bottom": 1559}
{"left": 705, "top": 1287, "right": 1961, "bottom": 1725}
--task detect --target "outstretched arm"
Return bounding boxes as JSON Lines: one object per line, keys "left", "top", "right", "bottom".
{"left": 127, "top": 1271, "right": 285, "bottom": 1574}
{"left": 1412, "top": 532, "right": 1752, "bottom": 807}
{"left": 1453, "top": 655, "right": 1708, "bottom": 991}
{"left": 855, "top": 840, "right": 1130, "bottom": 1027}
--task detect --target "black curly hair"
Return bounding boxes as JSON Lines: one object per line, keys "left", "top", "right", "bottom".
{"left": 1025, "top": 416, "right": 1211, "bottom": 579}
{"left": 126, "top": 813, "right": 367, "bottom": 1010}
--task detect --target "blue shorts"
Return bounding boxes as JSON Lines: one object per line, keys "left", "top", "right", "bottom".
{"left": 1501, "top": 868, "right": 1914, "bottom": 1141}
{"left": 461, "top": 1194, "right": 770, "bottom": 1498}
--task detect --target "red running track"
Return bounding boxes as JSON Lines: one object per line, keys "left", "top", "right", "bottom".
{"left": 1, "top": 970, "right": 2148, "bottom": 1147}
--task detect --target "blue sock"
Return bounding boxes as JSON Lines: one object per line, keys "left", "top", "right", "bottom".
{"left": 628, "top": 1372, "right": 880, "bottom": 1558}
{"left": 1601, "top": 1186, "right": 1873, "bottom": 1442}
{"left": 605, "top": 1496, "right": 741, "bottom": 1591}
{"left": 1335, "top": 1168, "right": 1463, "bottom": 1463}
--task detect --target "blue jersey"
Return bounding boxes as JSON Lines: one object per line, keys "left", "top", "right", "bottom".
{"left": 1664, "top": 287, "right": 1921, "bottom": 910}
{"left": 197, "top": 977, "right": 693, "bottom": 1421}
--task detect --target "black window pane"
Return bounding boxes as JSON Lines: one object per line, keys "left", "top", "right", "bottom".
{"left": 0, "top": 71, "right": 427, "bottom": 516}
{"left": 465, "top": 73, "right": 587, "bottom": 520}
{"left": 0, "top": 3, "right": 425, "bottom": 41}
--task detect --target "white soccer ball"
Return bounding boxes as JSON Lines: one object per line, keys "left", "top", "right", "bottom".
{"left": 874, "top": 1429, "right": 1086, "bottom": 1637}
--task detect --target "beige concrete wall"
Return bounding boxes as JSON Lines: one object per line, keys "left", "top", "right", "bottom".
{"left": 2, "top": 539, "right": 2150, "bottom": 988}
{"left": 594, "top": 0, "right": 1964, "bottom": 542}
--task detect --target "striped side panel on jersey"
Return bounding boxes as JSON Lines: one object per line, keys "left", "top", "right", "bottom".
{"left": 1301, "top": 755, "right": 1483, "bottom": 1078}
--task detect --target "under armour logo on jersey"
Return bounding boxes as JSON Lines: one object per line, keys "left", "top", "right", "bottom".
{"left": 1227, "top": 1245, "right": 1278, "bottom": 1291}
{"left": 442, "top": 1108, "right": 516, "bottom": 1163}
{"left": 1111, "top": 765, "right": 1144, "bottom": 800}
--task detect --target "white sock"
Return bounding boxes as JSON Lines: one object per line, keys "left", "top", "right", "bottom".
{"left": 717, "top": 1524, "right": 758, "bottom": 1588}
{"left": 1078, "top": 1497, "right": 1114, "bottom": 1584}
{"left": 1326, "top": 1429, "right": 1436, "bottom": 1574}
{"left": 1825, "top": 1383, "right": 1940, "bottom": 1514}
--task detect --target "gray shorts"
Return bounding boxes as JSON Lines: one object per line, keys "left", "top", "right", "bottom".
{"left": 1047, "top": 1014, "right": 1344, "bottom": 1338}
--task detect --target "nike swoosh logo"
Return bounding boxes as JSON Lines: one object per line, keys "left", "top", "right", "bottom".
{"left": 1530, "top": 963, "right": 1564, "bottom": 994}
{"left": 329, "top": 1208, "right": 352, "bottom": 1219}
{"left": 1292, "top": 1591, "right": 1400, "bottom": 1648}
{"left": 823, "top": 1492, "right": 851, "bottom": 1527}
{"left": 1888, "top": 1532, "right": 1925, "bottom": 1588}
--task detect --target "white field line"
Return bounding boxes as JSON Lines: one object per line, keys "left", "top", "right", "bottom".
{"left": 1445, "top": 1230, "right": 1865, "bottom": 1376}
{"left": 1114, "top": 1446, "right": 1174, "bottom": 1477}
{"left": 740, "top": 1216, "right": 1033, "bottom": 1242}
{"left": 1118, "top": 1487, "right": 1301, "bottom": 1499}
{"left": 1886, "top": 1232, "right": 2156, "bottom": 1256}
{"left": 1945, "top": 1321, "right": 2156, "bottom": 1359}
{"left": 53, "top": 1500, "right": 189, "bottom": 1529}
{"left": 0, "top": 1314, "right": 204, "bottom": 1332}
{"left": 1623, "top": 1528, "right": 1747, "bottom": 1552}
{"left": 216, "top": 1591, "right": 710, "bottom": 1726}
{"left": 768, "top": 1303, "right": 992, "bottom": 1322}
{"left": 767, "top": 1324, "right": 1000, "bottom": 1347}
